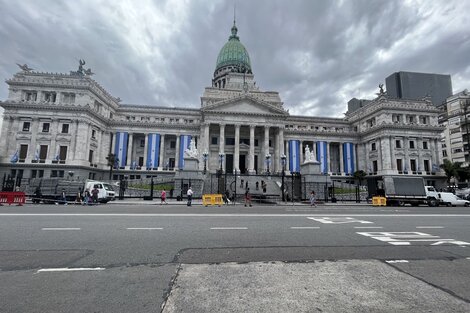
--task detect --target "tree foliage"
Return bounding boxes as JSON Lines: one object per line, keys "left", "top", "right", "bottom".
{"left": 105, "top": 153, "right": 117, "bottom": 180}
{"left": 440, "top": 159, "right": 462, "bottom": 183}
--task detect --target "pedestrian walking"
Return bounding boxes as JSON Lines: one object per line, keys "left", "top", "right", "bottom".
{"left": 310, "top": 190, "right": 317, "bottom": 207}
{"left": 92, "top": 186, "right": 99, "bottom": 204}
{"left": 160, "top": 189, "right": 168, "bottom": 205}
{"left": 224, "top": 189, "right": 231, "bottom": 204}
{"left": 61, "top": 188, "right": 67, "bottom": 205}
{"left": 75, "top": 188, "right": 82, "bottom": 204}
{"left": 187, "top": 186, "right": 193, "bottom": 206}
{"left": 83, "top": 189, "right": 90, "bottom": 205}
{"left": 244, "top": 188, "right": 252, "bottom": 207}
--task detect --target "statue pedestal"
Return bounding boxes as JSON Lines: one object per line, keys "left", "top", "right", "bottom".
{"left": 300, "top": 161, "right": 331, "bottom": 183}
{"left": 174, "top": 157, "right": 203, "bottom": 199}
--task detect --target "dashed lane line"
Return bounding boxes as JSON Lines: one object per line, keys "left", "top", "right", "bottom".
{"left": 37, "top": 268, "right": 105, "bottom": 273}
{"left": 210, "top": 227, "right": 248, "bottom": 230}
{"left": 354, "top": 226, "right": 383, "bottom": 229}
{"left": 416, "top": 226, "right": 444, "bottom": 229}
{"left": 290, "top": 227, "right": 320, "bottom": 229}
{"left": 41, "top": 228, "right": 81, "bottom": 231}
{"left": 385, "top": 260, "right": 409, "bottom": 263}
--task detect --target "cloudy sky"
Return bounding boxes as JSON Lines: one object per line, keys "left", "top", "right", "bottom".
{"left": 0, "top": 0, "right": 469, "bottom": 117}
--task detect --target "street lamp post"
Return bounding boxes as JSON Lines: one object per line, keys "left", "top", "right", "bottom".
{"left": 203, "top": 150, "right": 208, "bottom": 174}
{"left": 281, "top": 154, "right": 286, "bottom": 202}
{"left": 218, "top": 152, "right": 225, "bottom": 194}
{"left": 265, "top": 153, "right": 271, "bottom": 175}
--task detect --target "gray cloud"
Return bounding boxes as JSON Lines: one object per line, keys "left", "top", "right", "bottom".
{"left": 1, "top": 0, "right": 469, "bottom": 117}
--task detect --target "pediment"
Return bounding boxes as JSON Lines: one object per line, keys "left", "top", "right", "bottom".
{"left": 203, "top": 95, "right": 288, "bottom": 116}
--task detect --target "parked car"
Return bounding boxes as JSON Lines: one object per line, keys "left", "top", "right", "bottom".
{"left": 438, "top": 192, "right": 470, "bottom": 207}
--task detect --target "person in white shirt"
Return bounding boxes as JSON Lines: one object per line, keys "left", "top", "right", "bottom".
{"left": 187, "top": 186, "right": 193, "bottom": 206}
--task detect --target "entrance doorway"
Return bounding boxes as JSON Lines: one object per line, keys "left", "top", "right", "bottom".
{"left": 240, "top": 155, "right": 246, "bottom": 173}
{"left": 226, "top": 154, "right": 234, "bottom": 174}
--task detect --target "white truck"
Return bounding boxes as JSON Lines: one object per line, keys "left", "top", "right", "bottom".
{"left": 367, "top": 176, "right": 440, "bottom": 206}
{"left": 84, "top": 180, "right": 116, "bottom": 203}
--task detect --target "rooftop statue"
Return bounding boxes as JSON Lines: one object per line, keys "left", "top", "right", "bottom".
{"left": 184, "top": 138, "right": 198, "bottom": 159}
{"left": 16, "top": 63, "right": 33, "bottom": 72}
{"left": 70, "top": 59, "right": 94, "bottom": 76}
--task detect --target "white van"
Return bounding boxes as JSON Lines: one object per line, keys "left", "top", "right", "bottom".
{"left": 85, "top": 181, "right": 115, "bottom": 203}
{"left": 438, "top": 192, "right": 470, "bottom": 207}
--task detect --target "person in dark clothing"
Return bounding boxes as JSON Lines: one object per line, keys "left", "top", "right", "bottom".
{"left": 244, "top": 188, "right": 252, "bottom": 207}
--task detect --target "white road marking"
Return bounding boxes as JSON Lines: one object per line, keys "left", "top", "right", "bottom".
{"left": 416, "top": 226, "right": 444, "bottom": 229}
{"left": 354, "top": 226, "right": 383, "bottom": 229}
{"left": 466, "top": 257, "right": 470, "bottom": 260}
{"left": 210, "top": 227, "right": 248, "bottom": 230}
{"left": 2, "top": 213, "right": 470, "bottom": 217}
{"left": 37, "top": 267, "right": 105, "bottom": 273}
{"left": 290, "top": 227, "right": 320, "bottom": 229}
{"left": 386, "top": 260, "right": 409, "bottom": 263}
{"left": 126, "top": 227, "right": 163, "bottom": 230}
{"left": 307, "top": 217, "right": 373, "bottom": 224}
{"left": 357, "top": 231, "right": 470, "bottom": 246}
{"left": 42, "top": 228, "right": 81, "bottom": 231}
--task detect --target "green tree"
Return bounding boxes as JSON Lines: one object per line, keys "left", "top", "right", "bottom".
{"left": 353, "top": 170, "right": 367, "bottom": 186}
{"left": 106, "top": 153, "right": 117, "bottom": 180}
{"left": 440, "top": 159, "right": 462, "bottom": 183}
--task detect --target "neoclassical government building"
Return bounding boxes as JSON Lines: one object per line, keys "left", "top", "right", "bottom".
{"left": 0, "top": 22, "right": 445, "bottom": 185}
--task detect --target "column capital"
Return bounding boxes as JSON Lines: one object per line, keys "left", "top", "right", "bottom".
{"left": 234, "top": 124, "right": 241, "bottom": 130}
{"left": 249, "top": 124, "right": 256, "bottom": 129}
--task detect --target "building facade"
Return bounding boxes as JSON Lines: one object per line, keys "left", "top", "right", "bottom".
{"left": 0, "top": 22, "right": 445, "bottom": 185}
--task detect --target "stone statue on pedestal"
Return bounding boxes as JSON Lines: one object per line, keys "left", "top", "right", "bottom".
{"left": 304, "top": 144, "right": 314, "bottom": 163}
{"left": 184, "top": 138, "right": 198, "bottom": 159}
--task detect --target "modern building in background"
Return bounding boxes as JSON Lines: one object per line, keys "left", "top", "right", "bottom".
{"left": 439, "top": 89, "right": 470, "bottom": 165}
{"left": 0, "top": 21, "right": 445, "bottom": 186}
{"left": 386, "top": 71, "right": 453, "bottom": 106}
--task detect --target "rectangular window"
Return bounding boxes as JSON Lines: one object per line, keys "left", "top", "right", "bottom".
{"left": 31, "top": 170, "right": 37, "bottom": 178}
{"left": 59, "top": 146, "right": 67, "bottom": 161}
{"left": 61, "top": 124, "right": 69, "bottom": 134}
{"left": 42, "top": 123, "right": 50, "bottom": 133}
{"left": 140, "top": 139, "right": 145, "bottom": 147}
{"left": 420, "top": 116, "right": 428, "bottom": 124}
{"left": 211, "top": 137, "right": 218, "bottom": 145}
{"left": 38, "top": 170, "right": 44, "bottom": 178}
{"left": 138, "top": 156, "right": 144, "bottom": 167}
{"left": 226, "top": 138, "right": 235, "bottom": 145}
{"left": 19, "top": 144, "right": 28, "bottom": 161}
{"left": 44, "top": 92, "right": 56, "bottom": 102}
{"left": 91, "top": 129, "right": 96, "bottom": 139}
{"left": 170, "top": 141, "right": 176, "bottom": 149}
{"left": 39, "top": 145, "right": 48, "bottom": 162}
{"left": 410, "top": 159, "right": 417, "bottom": 172}
{"left": 51, "top": 170, "right": 58, "bottom": 178}
{"left": 63, "top": 93, "right": 75, "bottom": 104}
{"left": 409, "top": 140, "right": 415, "bottom": 149}
{"left": 424, "top": 160, "right": 430, "bottom": 172}
{"left": 372, "top": 160, "right": 378, "bottom": 173}
{"left": 396, "top": 159, "right": 403, "bottom": 172}
{"left": 22, "top": 122, "right": 30, "bottom": 132}
{"left": 25, "top": 91, "right": 37, "bottom": 101}
{"left": 395, "top": 140, "right": 401, "bottom": 148}
{"left": 423, "top": 141, "right": 428, "bottom": 149}
{"left": 88, "top": 150, "right": 94, "bottom": 163}
{"left": 371, "top": 142, "right": 376, "bottom": 151}
{"left": 58, "top": 170, "right": 64, "bottom": 178}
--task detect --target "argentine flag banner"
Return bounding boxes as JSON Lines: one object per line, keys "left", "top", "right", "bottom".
{"left": 10, "top": 150, "right": 19, "bottom": 163}
{"left": 114, "top": 132, "right": 128, "bottom": 168}
{"left": 288, "top": 140, "right": 300, "bottom": 172}
{"left": 343, "top": 142, "right": 355, "bottom": 174}
{"left": 179, "top": 135, "right": 192, "bottom": 169}
{"left": 316, "top": 141, "right": 328, "bottom": 173}
{"left": 146, "top": 133, "right": 161, "bottom": 169}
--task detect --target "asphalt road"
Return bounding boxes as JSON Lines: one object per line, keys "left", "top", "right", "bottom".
{"left": 1, "top": 203, "right": 470, "bottom": 312}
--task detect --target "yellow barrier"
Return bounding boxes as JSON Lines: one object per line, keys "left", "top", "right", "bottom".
{"left": 372, "top": 196, "right": 387, "bottom": 206}
{"left": 203, "top": 194, "right": 224, "bottom": 206}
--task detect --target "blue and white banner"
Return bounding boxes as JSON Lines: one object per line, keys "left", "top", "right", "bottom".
{"left": 179, "top": 135, "right": 192, "bottom": 169}
{"left": 146, "top": 133, "right": 161, "bottom": 169}
{"left": 114, "top": 132, "right": 128, "bottom": 168}
{"left": 288, "top": 140, "right": 300, "bottom": 172}
{"left": 342, "top": 142, "right": 355, "bottom": 174}
{"left": 34, "top": 147, "right": 39, "bottom": 161}
{"left": 10, "top": 150, "right": 19, "bottom": 163}
{"left": 316, "top": 141, "right": 328, "bottom": 173}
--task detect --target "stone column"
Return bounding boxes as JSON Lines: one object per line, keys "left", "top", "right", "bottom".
{"left": 143, "top": 133, "right": 149, "bottom": 168}
{"left": 264, "top": 126, "right": 270, "bottom": 161}
{"left": 404, "top": 137, "right": 410, "bottom": 172}
{"left": 126, "top": 132, "right": 133, "bottom": 167}
{"left": 389, "top": 136, "right": 395, "bottom": 171}
{"left": 219, "top": 124, "right": 225, "bottom": 170}
{"left": 299, "top": 140, "right": 304, "bottom": 164}
{"left": 159, "top": 134, "right": 165, "bottom": 170}
{"left": 234, "top": 124, "right": 240, "bottom": 173}
{"left": 279, "top": 128, "right": 284, "bottom": 157}
{"left": 286, "top": 140, "right": 290, "bottom": 171}
{"left": 312, "top": 141, "right": 317, "bottom": 161}
{"left": 249, "top": 125, "right": 255, "bottom": 173}
{"left": 326, "top": 142, "right": 331, "bottom": 173}
{"left": 175, "top": 135, "right": 180, "bottom": 170}
{"left": 29, "top": 118, "right": 39, "bottom": 160}
{"left": 49, "top": 120, "right": 58, "bottom": 161}
{"left": 417, "top": 137, "right": 423, "bottom": 172}
{"left": 339, "top": 142, "right": 344, "bottom": 174}
{"left": 274, "top": 130, "right": 279, "bottom": 172}
{"left": 96, "top": 130, "right": 103, "bottom": 166}
{"left": 364, "top": 143, "right": 370, "bottom": 173}
{"left": 205, "top": 123, "right": 210, "bottom": 171}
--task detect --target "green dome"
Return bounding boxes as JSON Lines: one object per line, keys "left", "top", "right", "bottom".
{"left": 214, "top": 22, "right": 252, "bottom": 75}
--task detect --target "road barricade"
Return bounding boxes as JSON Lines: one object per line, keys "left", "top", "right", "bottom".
{"left": 372, "top": 196, "right": 386, "bottom": 206}
{"left": 202, "top": 194, "right": 224, "bottom": 207}
{"left": 0, "top": 192, "right": 26, "bottom": 206}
